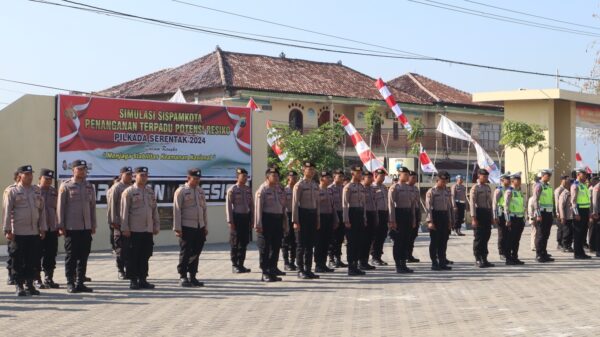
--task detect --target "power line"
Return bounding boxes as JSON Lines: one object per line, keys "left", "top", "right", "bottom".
{"left": 0, "top": 77, "right": 88, "bottom": 93}
{"left": 24, "top": 0, "right": 600, "bottom": 81}
{"left": 464, "top": 0, "right": 600, "bottom": 32}
{"left": 171, "top": 0, "right": 430, "bottom": 59}
{"left": 408, "top": 0, "right": 600, "bottom": 38}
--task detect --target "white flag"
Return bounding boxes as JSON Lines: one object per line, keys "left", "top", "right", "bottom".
{"left": 168, "top": 88, "right": 186, "bottom": 103}
{"left": 436, "top": 115, "right": 501, "bottom": 183}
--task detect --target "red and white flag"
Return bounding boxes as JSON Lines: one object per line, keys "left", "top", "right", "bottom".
{"left": 419, "top": 143, "right": 437, "bottom": 173}
{"left": 247, "top": 97, "right": 261, "bottom": 111}
{"left": 375, "top": 78, "right": 412, "bottom": 132}
{"left": 338, "top": 115, "right": 385, "bottom": 172}
{"left": 576, "top": 152, "right": 593, "bottom": 174}
{"left": 266, "top": 119, "right": 287, "bottom": 162}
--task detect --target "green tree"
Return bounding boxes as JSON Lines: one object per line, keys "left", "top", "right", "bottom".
{"left": 407, "top": 117, "right": 425, "bottom": 155}
{"left": 362, "top": 103, "right": 384, "bottom": 171}
{"left": 499, "top": 120, "right": 547, "bottom": 198}
{"left": 267, "top": 122, "right": 345, "bottom": 183}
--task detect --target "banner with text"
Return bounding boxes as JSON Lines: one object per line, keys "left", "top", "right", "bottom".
{"left": 56, "top": 94, "right": 252, "bottom": 204}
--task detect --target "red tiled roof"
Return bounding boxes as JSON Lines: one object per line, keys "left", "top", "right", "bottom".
{"left": 388, "top": 73, "right": 501, "bottom": 108}
{"left": 95, "top": 48, "right": 427, "bottom": 104}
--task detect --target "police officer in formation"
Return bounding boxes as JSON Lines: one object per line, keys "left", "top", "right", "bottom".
{"left": 493, "top": 172, "right": 511, "bottom": 260}
{"left": 121, "top": 167, "right": 159, "bottom": 290}
{"left": 388, "top": 167, "right": 416, "bottom": 273}
{"left": 590, "top": 179, "right": 600, "bottom": 257}
{"left": 292, "top": 162, "right": 320, "bottom": 279}
{"left": 36, "top": 169, "right": 60, "bottom": 289}
{"left": 255, "top": 167, "right": 286, "bottom": 282}
{"left": 532, "top": 169, "right": 555, "bottom": 263}
{"left": 282, "top": 171, "right": 298, "bottom": 271}
{"left": 425, "top": 170, "right": 453, "bottom": 271}
{"left": 555, "top": 175, "right": 571, "bottom": 251}
{"left": 504, "top": 172, "right": 526, "bottom": 265}
{"left": 173, "top": 168, "right": 208, "bottom": 287}
{"left": 342, "top": 166, "right": 367, "bottom": 276}
{"left": 557, "top": 178, "right": 574, "bottom": 254}
{"left": 57, "top": 159, "right": 96, "bottom": 293}
{"left": 3, "top": 165, "right": 47, "bottom": 296}
{"left": 328, "top": 169, "right": 347, "bottom": 268}
{"left": 407, "top": 170, "right": 421, "bottom": 263}
{"left": 360, "top": 171, "right": 378, "bottom": 270}
{"left": 570, "top": 168, "right": 592, "bottom": 259}
{"left": 106, "top": 166, "right": 133, "bottom": 280}
{"left": 370, "top": 168, "right": 389, "bottom": 266}
{"left": 5, "top": 171, "right": 20, "bottom": 286}
{"left": 451, "top": 175, "right": 467, "bottom": 236}
{"left": 469, "top": 169, "right": 494, "bottom": 268}
{"left": 226, "top": 168, "right": 253, "bottom": 274}
{"left": 315, "top": 170, "right": 337, "bottom": 273}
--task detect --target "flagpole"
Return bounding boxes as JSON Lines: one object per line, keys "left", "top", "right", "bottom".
{"left": 465, "top": 142, "right": 471, "bottom": 191}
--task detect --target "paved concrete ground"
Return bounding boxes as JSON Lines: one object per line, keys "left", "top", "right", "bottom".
{"left": 1, "top": 226, "right": 600, "bottom": 337}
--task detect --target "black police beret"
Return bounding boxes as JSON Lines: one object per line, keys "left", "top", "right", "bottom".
{"left": 120, "top": 166, "right": 133, "bottom": 174}
{"left": 16, "top": 165, "right": 33, "bottom": 174}
{"left": 134, "top": 167, "right": 149, "bottom": 174}
{"left": 303, "top": 161, "right": 316, "bottom": 168}
{"left": 351, "top": 165, "right": 363, "bottom": 172}
{"left": 409, "top": 170, "right": 417, "bottom": 177}
{"left": 478, "top": 169, "right": 490, "bottom": 176}
{"left": 288, "top": 171, "right": 298, "bottom": 177}
{"left": 321, "top": 171, "right": 332, "bottom": 177}
{"left": 236, "top": 168, "right": 248, "bottom": 175}
{"left": 265, "top": 167, "right": 280, "bottom": 175}
{"left": 187, "top": 168, "right": 201, "bottom": 177}
{"left": 362, "top": 171, "right": 373, "bottom": 176}
{"left": 40, "top": 168, "right": 54, "bottom": 178}
{"left": 333, "top": 169, "right": 344, "bottom": 175}
{"left": 71, "top": 159, "right": 87, "bottom": 168}
{"left": 374, "top": 168, "right": 387, "bottom": 175}
{"left": 437, "top": 170, "right": 450, "bottom": 180}
{"left": 397, "top": 166, "right": 409, "bottom": 173}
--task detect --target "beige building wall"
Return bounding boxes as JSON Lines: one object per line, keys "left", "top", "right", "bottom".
{"left": 0, "top": 94, "right": 269, "bottom": 252}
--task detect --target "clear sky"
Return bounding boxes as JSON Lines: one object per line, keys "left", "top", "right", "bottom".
{"left": 1, "top": 0, "right": 599, "bottom": 106}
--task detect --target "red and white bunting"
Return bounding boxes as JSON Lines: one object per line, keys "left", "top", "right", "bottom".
{"left": 247, "top": 97, "right": 261, "bottom": 111}
{"left": 375, "top": 78, "right": 412, "bottom": 132}
{"left": 266, "top": 119, "right": 287, "bottom": 162}
{"left": 419, "top": 143, "right": 437, "bottom": 173}
{"left": 576, "top": 152, "right": 593, "bottom": 174}
{"left": 338, "top": 115, "right": 385, "bottom": 172}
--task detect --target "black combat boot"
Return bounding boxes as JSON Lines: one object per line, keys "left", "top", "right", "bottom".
{"left": 26, "top": 280, "right": 41, "bottom": 295}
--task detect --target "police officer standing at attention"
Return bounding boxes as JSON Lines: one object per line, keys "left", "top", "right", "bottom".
{"left": 36, "top": 169, "right": 60, "bottom": 289}
{"left": 255, "top": 167, "right": 286, "bottom": 282}
{"left": 282, "top": 171, "right": 298, "bottom": 271}
{"left": 571, "top": 168, "right": 592, "bottom": 259}
{"left": 315, "top": 170, "right": 337, "bottom": 273}
{"left": 407, "top": 170, "right": 421, "bottom": 263}
{"left": 5, "top": 171, "right": 20, "bottom": 286}
{"left": 292, "top": 162, "right": 320, "bottom": 279}
{"left": 121, "top": 167, "right": 160, "bottom": 290}
{"left": 57, "top": 159, "right": 96, "bottom": 293}
{"left": 493, "top": 172, "right": 511, "bottom": 260}
{"left": 504, "top": 172, "right": 526, "bottom": 265}
{"left": 3, "top": 165, "right": 47, "bottom": 296}
{"left": 554, "top": 175, "right": 570, "bottom": 251}
{"left": 425, "top": 171, "right": 453, "bottom": 271}
{"left": 370, "top": 168, "right": 389, "bottom": 266}
{"left": 451, "top": 175, "right": 467, "bottom": 236}
{"left": 470, "top": 169, "right": 494, "bottom": 268}
{"left": 388, "top": 167, "right": 415, "bottom": 273}
{"left": 173, "top": 168, "right": 208, "bottom": 287}
{"left": 557, "top": 179, "right": 574, "bottom": 255}
{"left": 532, "top": 169, "right": 555, "bottom": 263}
{"left": 106, "top": 166, "right": 133, "bottom": 280}
{"left": 360, "top": 171, "right": 378, "bottom": 271}
{"left": 343, "top": 165, "right": 367, "bottom": 276}
{"left": 226, "top": 168, "right": 253, "bottom": 273}
{"left": 591, "top": 177, "right": 600, "bottom": 257}
{"left": 328, "top": 169, "right": 347, "bottom": 269}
